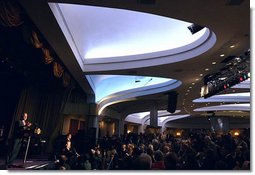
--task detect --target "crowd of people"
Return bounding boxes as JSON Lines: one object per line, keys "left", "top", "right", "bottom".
{"left": 46, "top": 129, "right": 250, "bottom": 170}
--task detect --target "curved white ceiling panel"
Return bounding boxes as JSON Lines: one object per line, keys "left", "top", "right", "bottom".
{"left": 49, "top": 3, "right": 216, "bottom": 72}
{"left": 144, "top": 114, "right": 190, "bottom": 126}
{"left": 194, "top": 103, "right": 250, "bottom": 112}
{"left": 125, "top": 110, "right": 180, "bottom": 124}
{"left": 125, "top": 110, "right": 188, "bottom": 126}
{"left": 98, "top": 79, "right": 181, "bottom": 115}
{"left": 87, "top": 75, "right": 172, "bottom": 102}
{"left": 193, "top": 92, "right": 250, "bottom": 103}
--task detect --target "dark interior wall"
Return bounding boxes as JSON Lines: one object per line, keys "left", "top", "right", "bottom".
{"left": 0, "top": 25, "right": 27, "bottom": 138}
{"left": 0, "top": 76, "right": 22, "bottom": 132}
{"left": 0, "top": 1, "right": 88, "bottom": 154}
{"left": 0, "top": 23, "right": 55, "bottom": 135}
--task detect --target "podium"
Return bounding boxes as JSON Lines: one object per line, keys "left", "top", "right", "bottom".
{"left": 23, "top": 135, "right": 31, "bottom": 164}
{"left": 23, "top": 127, "right": 42, "bottom": 164}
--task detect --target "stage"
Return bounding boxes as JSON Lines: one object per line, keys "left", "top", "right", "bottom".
{"left": 0, "top": 157, "right": 52, "bottom": 170}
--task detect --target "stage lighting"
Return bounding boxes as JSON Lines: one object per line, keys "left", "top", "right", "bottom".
{"left": 201, "top": 49, "right": 250, "bottom": 98}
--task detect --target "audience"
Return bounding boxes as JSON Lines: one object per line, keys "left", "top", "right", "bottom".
{"left": 48, "top": 129, "right": 249, "bottom": 170}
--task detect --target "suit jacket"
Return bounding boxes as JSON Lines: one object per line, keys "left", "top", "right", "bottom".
{"left": 13, "top": 120, "right": 26, "bottom": 139}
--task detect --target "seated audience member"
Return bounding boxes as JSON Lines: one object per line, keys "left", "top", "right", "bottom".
{"left": 151, "top": 150, "right": 165, "bottom": 170}
{"left": 56, "top": 155, "right": 71, "bottom": 170}
{"left": 164, "top": 152, "right": 179, "bottom": 170}
{"left": 83, "top": 154, "right": 92, "bottom": 170}
{"left": 65, "top": 133, "right": 79, "bottom": 154}
{"left": 90, "top": 148, "right": 103, "bottom": 170}
{"left": 133, "top": 153, "right": 152, "bottom": 170}
{"left": 61, "top": 140, "right": 79, "bottom": 169}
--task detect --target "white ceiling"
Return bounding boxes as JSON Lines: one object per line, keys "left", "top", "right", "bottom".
{"left": 49, "top": 2, "right": 216, "bottom": 71}
{"left": 193, "top": 92, "right": 250, "bottom": 103}
{"left": 48, "top": 2, "right": 216, "bottom": 109}
{"left": 125, "top": 110, "right": 188, "bottom": 126}
{"left": 49, "top": 3, "right": 208, "bottom": 60}
{"left": 87, "top": 75, "right": 173, "bottom": 102}
{"left": 19, "top": 0, "right": 250, "bottom": 124}
{"left": 194, "top": 103, "right": 250, "bottom": 112}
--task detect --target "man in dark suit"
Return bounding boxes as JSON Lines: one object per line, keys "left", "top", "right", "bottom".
{"left": 6, "top": 112, "right": 32, "bottom": 167}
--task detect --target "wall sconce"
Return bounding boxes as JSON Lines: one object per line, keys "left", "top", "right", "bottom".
{"left": 234, "top": 131, "right": 240, "bottom": 136}
{"left": 176, "top": 132, "right": 181, "bottom": 136}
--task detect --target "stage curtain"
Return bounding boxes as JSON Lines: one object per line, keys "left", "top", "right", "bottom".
{"left": 31, "top": 31, "right": 43, "bottom": 49}
{"left": 53, "top": 61, "right": 64, "bottom": 78}
{"left": 42, "top": 47, "right": 54, "bottom": 64}
{"left": 8, "top": 85, "right": 73, "bottom": 152}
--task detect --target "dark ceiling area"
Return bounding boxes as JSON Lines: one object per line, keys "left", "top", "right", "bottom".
{"left": 0, "top": 1, "right": 77, "bottom": 126}
{"left": 0, "top": 24, "right": 65, "bottom": 90}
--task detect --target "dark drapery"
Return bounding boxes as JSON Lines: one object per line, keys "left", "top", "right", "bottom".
{"left": 8, "top": 85, "right": 73, "bottom": 152}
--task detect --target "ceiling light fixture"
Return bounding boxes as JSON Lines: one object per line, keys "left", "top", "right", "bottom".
{"left": 201, "top": 49, "right": 250, "bottom": 98}
{"left": 205, "top": 68, "right": 209, "bottom": 71}
{"left": 212, "top": 62, "right": 216, "bottom": 65}
{"left": 200, "top": 74, "right": 203, "bottom": 76}
{"left": 230, "top": 45, "right": 235, "bottom": 48}
{"left": 220, "top": 54, "right": 225, "bottom": 57}
{"left": 187, "top": 24, "right": 205, "bottom": 35}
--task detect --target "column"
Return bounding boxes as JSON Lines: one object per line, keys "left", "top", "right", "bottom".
{"left": 116, "top": 118, "right": 124, "bottom": 137}
{"left": 87, "top": 103, "right": 99, "bottom": 145}
{"left": 150, "top": 102, "right": 158, "bottom": 127}
{"left": 138, "top": 124, "right": 144, "bottom": 134}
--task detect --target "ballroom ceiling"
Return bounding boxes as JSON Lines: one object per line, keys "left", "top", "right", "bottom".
{"left": 1, "top": 0, "right": 251, "bottom": 124}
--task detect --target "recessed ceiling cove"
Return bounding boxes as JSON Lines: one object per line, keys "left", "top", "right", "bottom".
{"left": 87, "top": 75, "right": 174, "bottom": 102}
{"left": 49, "top": 3, "right": 216, "bottom": 72}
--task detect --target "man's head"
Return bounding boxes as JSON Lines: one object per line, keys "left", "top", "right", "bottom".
{"left": 21, "top": 113, "right": 28, "bottom": 120}
{"left": 66, "top": 133, "right": 72, "bottom": 140}
{"left": 133, "top": 153, "right": 152, "bottom": 170}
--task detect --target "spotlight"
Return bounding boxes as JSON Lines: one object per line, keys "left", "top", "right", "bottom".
{"left": 222, "top": 84, "right": 229, "bottom": 89}
{"left": 188, "top": 24, "right": 205, "bottom": 35}
{"left": 239, "top": 73, "right": 248, "bottom": 82}
{"left": 243, "top": 73, "right": 248, "bottom": 80}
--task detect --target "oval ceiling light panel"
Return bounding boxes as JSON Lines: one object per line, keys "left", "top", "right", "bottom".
{"left": 49, "top": 3, "right": 216, "bottom": 72}
{"left": 88, "top": 75, "right": 174, "bottom": 102}
{"left": 194, "top": 104, "right": 250, "bottom": 112}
